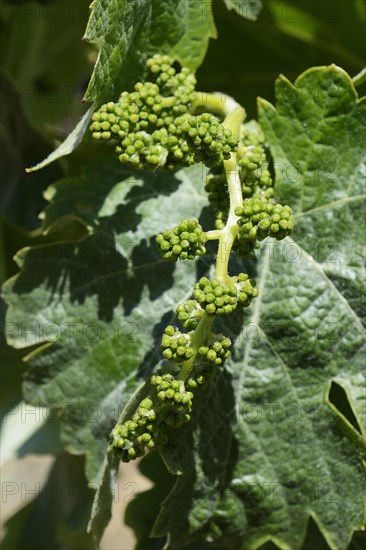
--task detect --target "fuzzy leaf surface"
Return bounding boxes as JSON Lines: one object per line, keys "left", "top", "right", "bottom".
{"left": 83, "top": 0, "right": 217, "bottom": 105}
{"left": 3, "top": 163, "right": 208, "bottom": 483}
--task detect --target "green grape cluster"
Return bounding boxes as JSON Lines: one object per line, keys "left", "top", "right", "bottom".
{"left": 110, "top": 372, "right": 198, "bottom": 461}
{"left": 198, "top": 333, "right": 232, "bottom": 366}
{"left": 89, "top": 55, "right": 237, "bottom": 170}
{"left": 151, "top": 373, "right": 193, "bottom": 427}
{"left": 186, "top": 372, "right": 209, "bottom": 389}
{"left": 185, "top": 334, "right": 231, "bottom": 388}
{"left": 111, "top": 348, "right": 240, "bottom": 461}
{"left": 238, "top": 145, "right": 274, "bottom": 198}
{"left": 193, "top": 274, "right": 258, "bottom": 315}
{"left": 240, "top": 121, "right": 265, "bottom": 147}
{"left": 240, "top": 145, "right": 266, "bottom": 171}
{"left": 105, "top": 56, "right": 296, "bottom": 466}
{"left": 214, "top": 211, "right": 228, "bottom": 230}
{"left": 156, "top": 219, "right": 207, "bottom": 261}
{"left": 146, "top": 55, "right": 196, "bottom": 105}
{"left": 176, "top": 299, "right": 204, "bottom": 331}
{"left": 161, "top": 326, "right": 194, "bottom": 362}
{"left": 234, "top": 272, "right": 260, "bottom": 306}
{"left": 204, "top": 170, "right": 230, "bottom": 230}
{"left": 235, "top": 195, "right": 294, "bottom": 243}
{"left": 111, "top": 341, "right": 239, "bottom": 462}
{"left": 175, "top": 113, "right": 238, "bottom": 167}
{"left": 110, "top": 397, "right": 158, "bottom": 462}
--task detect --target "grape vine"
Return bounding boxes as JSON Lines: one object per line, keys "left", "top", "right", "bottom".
{"left": 90, "top": 55, "right": 295, "bottom": 462}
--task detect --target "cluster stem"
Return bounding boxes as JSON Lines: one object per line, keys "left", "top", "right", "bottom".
{"left": 178, "top": 94, "right": 245, "bottom": 381}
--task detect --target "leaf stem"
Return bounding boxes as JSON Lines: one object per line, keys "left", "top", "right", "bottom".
{"left": 192, "top": 92, "right": 246, "bottom": 119}
{"left": 352, "top": 67, "right": 366, "bottom": 87}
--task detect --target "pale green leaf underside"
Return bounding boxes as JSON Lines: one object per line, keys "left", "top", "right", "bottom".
{"left": 223, "top": 0, "right": 262, "bottom": 21}
{"left": 83, "top": 0, "right": 217, "bottom": 105}
{"left": 26, "top": 106, "right": 94, "bottom": 173}
{"left": 151, "top": 66, "right": 366, "bottom": 550}
{"left": 87, "top": 450, "right": 119, "bottom": 544}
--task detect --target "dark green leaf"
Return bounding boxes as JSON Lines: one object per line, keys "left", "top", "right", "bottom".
{"left": 125, "top": 450, "right": 175, "bottom": 549}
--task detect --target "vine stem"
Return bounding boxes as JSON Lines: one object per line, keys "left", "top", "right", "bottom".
{"left": 178, "top": 94, "right": 245, "bottom": 382}
{"left": 206, "top": 229, "right": 222, "bottom": 240}
{"left": 352, "top": 67, "right": 366, "bottom": 87}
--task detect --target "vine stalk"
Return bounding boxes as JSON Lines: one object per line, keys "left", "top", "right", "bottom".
{"left": 178, "top": 94, "right": 245, "bottom": 381}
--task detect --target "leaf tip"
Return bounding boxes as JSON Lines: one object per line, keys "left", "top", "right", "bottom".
{"left": 25, "top": 164, "right": 39, "bottom": 173}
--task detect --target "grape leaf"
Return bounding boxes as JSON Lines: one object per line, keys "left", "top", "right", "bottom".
{"left": 197, "top": 0, "right": 364, "bottom": 122}
{"left": 87, "top": 449, "right": 119, "bottom": 545}
{"left": 26, "top": 107, "right": 93, "bottom": 173}
{"left": 83, "top": 0, "right": 217, "bottom": 106}
{"left": 2, "top": 163, "right": 209, "bottom": 484}
{"left": 149, "top": 66, "right": 366, "bottom": 549}
{"left": 125, "top": 450, "right": 175, "bottom": 550}
{"left": 223, "top": 0, "right": 262, "bottom": 21}
{"left": 258, "top": 64, "right": 366, "bottom": 431}
{"left": 3, "top": 64, "right": 365, "bottom": 550}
